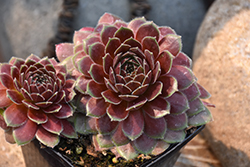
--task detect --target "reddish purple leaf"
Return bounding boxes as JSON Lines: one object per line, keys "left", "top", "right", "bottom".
{"left": 0, "top": 63, "right": 12, "bottom": 75}
{"left": 35, "top": 101, "right": 53, "bottom": 108}
{"left": 158, "top": 26, "right": 176, "bottom": 39}
{"left": 41, "top": 90, "right": 53, "bottom": 100}
{"left": 114, "top": 44, "right": 130, "bottom": 56}
{"left": 22, "top": 99, "right": 39, "bottom": 110}
{"left": 105, "top": 37, "right": 121, "bottom": 58}
{"left": 84, "top": 35, "right": 101, "bottom": 54}
{"left": 132, "top": 84, "right": 148, "bottom": 96}
{"left": 142, "top": 96, "right": 170, "bottom": 118}
{"left": 144, "top": 49, "right": 155, "bottom": 70}
{"left": 89, "top": 64, "right": 106, "bottom": 84}
{"left": 86, "top": 97, "right": 108, "bottom": 118}
{"left": 197, "top": 83, "right": 211, "bottom": 99}
{"left": 158, "top": 75, "right": 178, "bottom": 98}
{"left": 188, "top": 107, "right": 213, "bottom": 126}
{"left": 87, "top": 80, "right": 107, "bottom": 98}
{"left": 111, "top": 123, "right": 129, "bottom": 146}
{"left": 114, "top": 27, "right": 134, "bottom": 43}
{"left": 0, "top": 89, "right": 12, "bottom": 107}
{"left": 30, "top": 93, "right": 45, "bottom": 103}
{"left": 136, "top": 22, "right": 160, "bottom": 42}
{"left": 54, "top": 103, "right": 73, "bottom": 118}
{"left": 104, "top": 77, "right": 118, "bottom": 93}
{"left": 152, "top": 61, "right": 161, "bottom": 84}
{"left": 133, "top": 133, "right": 156, "bottom": 154}
{"left": 163, "top": 129, "right": 186, "bottom": 143}
{"left": 4, "top": 104, "right": 28, "bottom": 127}
{"left": 142, "top": 37, "right": 159, "bottom": 59}
{"left": 101, "top": 89, "right": 122, "bottom": 105}
{"left": 77, "top": 56, "right": 94, "bottom": 78}
{"left": 73, "top": 31, "right": 92, "bottom": 45}
{"left": 144, "top": 81, "right": 163, "bottom": 101}
{"left": 144, "top": 113, "right": 167, "bottom": 139}
{"left": 168, "top": 65, "right": 195, "bottom": 90}
{"left": 166, "top": 92, "right": 189, "bottom": 115}
{"left": 186, "top": 98, "right": 205, "bottom": 117}
{"left": 103, "top": 53, "right": 113, "bottom": 75}
{"left": 159, "top": 34, "right": 182, "bottom": 57}
{"left": 107, "top": 101, "right": 129, "bottom": 121}
{"left": 60, "top": 120, "right": 77, "bottom": 139}
{"left": 119, "top": 94, "right": 138, "bottom": 102}
{"left": 76, "top": 76, "right": 90, "bottom": 94}
{"left": 41, "top": 115, "right": 63, "bottom": 135}
{"left": 181, "top": 83, "right": 200, "bottom": 102}
{"left": 116, "top": 142, "right": 139, "bottom": 160}
{"left": 96, "top": 114, "right": 118, "bottom": 135}
{"left": 124, "top": 37, "right": 142, "bottom": 49}
{"left": 0, "top": 73, "right": 14, "bottom": 89}
{"left": 115, "top": 83, "right": 132, "bottom": 95}
{"left": 10, "top": 57, "right": 25, "bottom": 69}
{"left": 157, "top": 50, "right": 173, "bottom": 74}
{"left": 173, "top": 52, "right": 192, "bottom": 68}
{"left": 165, "top": 113, "right": 188, "bottom": 130}
{"left": 98, "top": 13, "right": 122, "bottom": 25}
{"left": 13, "top": 119, "right": 37, "bottom": 145}
{"left": 11, "top": 66, "right": 20, "bottom": 81}
{"left": 101, "top": 25, "right": 118, "bottom": 45}
{"left": 114, "top": 20, "right": 127, "bottom": 28}
{"left": 126, "top": 96, "right": 147, "bottom": 111}
{"left": 89, "top": 42, "right": 105, "bottom": 65}
{"left": 43, "top": 104, "right": 62, "bottom": 113}
{"left": 28, "top": 108, "right": 48, "bottom": 124}
{"left": 126, "top": 81, "right": 141, "bottom": 92}
{"left": 127, "top": 17, "right": 146, "bottom": 34}
{"left": 35, "top": 126, "right": 59, "bottom": 148}
{"left": 122, "top": 110, "right": 144, "bottom": 140}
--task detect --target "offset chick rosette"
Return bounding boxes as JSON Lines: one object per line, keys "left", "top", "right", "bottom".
{"left": 0, "top": 54, "right": 77, "bottom": 147}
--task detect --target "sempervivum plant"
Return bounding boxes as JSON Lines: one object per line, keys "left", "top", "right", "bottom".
{"left": 0, "top": 54, "right": 77, "bottom": 147}
{"left": 56, "top": 13, "right": 213, "bottom": 160}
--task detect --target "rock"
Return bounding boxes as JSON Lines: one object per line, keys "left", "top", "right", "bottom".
{"left": 74, "top": 0, "right": 208, "bottom": 57}
{"left": 0, "top": 129, "right": 25, "bottom": 167}
{"left": 192, "top": 0, "right": 250, "bottom": 167}
{"left": 0, "top": 0, "right": 62, "bottom": 60}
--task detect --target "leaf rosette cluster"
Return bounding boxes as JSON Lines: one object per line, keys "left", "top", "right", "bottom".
{"left": 56, "top": 13, "right": 214, "bottom": 160}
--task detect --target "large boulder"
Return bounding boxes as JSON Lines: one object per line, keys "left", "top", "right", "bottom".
{"left": 192, "top": 0, "right": 250, "bottom": 167}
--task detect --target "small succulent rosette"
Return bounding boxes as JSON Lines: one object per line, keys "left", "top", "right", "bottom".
{"left": 0, "top": 54, "right": 77, "bottom": 147}
{"left": 56, "top": 13, "right": 214, "bottom": 160}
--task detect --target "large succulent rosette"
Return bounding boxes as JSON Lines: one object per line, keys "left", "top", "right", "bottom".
{"left": 0, "top": 54, "right": 77, "bottom": 147}
{"left": 56, "top": 13, "right": 213, "bottom": 160}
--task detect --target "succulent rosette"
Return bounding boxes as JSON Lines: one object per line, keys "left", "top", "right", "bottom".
{"left": 56, "top": 13, "right": 213, "bottom": 160}
{"left": 0, "top": 54, "right": 77, "bottom": 147}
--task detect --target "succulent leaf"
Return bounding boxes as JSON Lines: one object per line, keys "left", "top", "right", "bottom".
{"left": 35, "top": 126, "right": 59, "bottom": 148}
{"left": 13, "top": 119, "right": 37, "bottom": 145}
{"left": 4, "top": 104, "right": 28, "bottom": 127}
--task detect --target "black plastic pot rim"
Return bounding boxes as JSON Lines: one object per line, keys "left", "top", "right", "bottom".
{"left": 41, "top": 125, "right": 205, "bottom": 167}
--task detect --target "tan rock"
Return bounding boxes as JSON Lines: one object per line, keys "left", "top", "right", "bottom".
{"left": 192, "top": 0, "right": 250, "bottom": 167}
{"left": 0, "top": 129, "right": 25, "bottom": 167}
